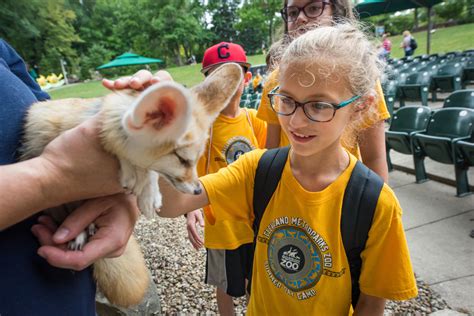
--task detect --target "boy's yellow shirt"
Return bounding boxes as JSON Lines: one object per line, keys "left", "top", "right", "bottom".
{"left": 197, "top": 108, "right": 267, "bottom": 243}
{"left": 201, "top": 149, "right": 418, "bottom": 315}
{"left": 257, "top": 69, "right": 390, "bottom": 158}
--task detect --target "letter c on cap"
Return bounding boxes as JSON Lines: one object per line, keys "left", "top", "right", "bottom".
{"left": 217, "top": 44, "right": 230, "bottom": 59}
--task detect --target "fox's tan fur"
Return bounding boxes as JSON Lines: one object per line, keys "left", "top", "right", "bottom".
{"left": 20, "top": 63, "right": 243, "bottom": 307}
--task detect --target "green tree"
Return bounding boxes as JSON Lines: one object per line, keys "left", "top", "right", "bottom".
{"left": 207, "top": 0, "right": 240, "bottom": 42}
{"left": 0, "top": 0, "right": 43, "bottom": 64}
{"left": 78, "top": 43, "right": 114, "bottom": 79}
{"left": 36, "top": 0, "right": 81, "bottom": 74}
{"left": 235, "top": 6, "right": 267, "bottom": 54}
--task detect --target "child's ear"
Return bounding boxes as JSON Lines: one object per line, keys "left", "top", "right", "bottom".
{"left": 123, "top": 82, "right": 191, "bottom": 142}
{"left": 354, "top": 94, "right": 375, "bottom": 112}
{"left": 191, "top": 63, "right": 243, "bottom": 120}
{"left": 244, "top": 71, "right": 252, "bottom": 85}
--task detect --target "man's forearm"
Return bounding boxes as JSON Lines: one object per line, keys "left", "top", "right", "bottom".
{"left": 0, "top": 157, "right": 67, "bottom": 230}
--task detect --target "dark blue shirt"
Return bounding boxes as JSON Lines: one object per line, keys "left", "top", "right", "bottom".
{"left": 0, "top": 39, "right": 96, "bottom": 315}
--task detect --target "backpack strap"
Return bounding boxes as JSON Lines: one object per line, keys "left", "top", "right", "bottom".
{"left": 253, "top": 146, "right": 290, "bottom": 231}
{"left": 341, "top": 160, "right": 384, "bottom": 308}
{"left": 247, "top": 146, "right": 290, "bottom": 293}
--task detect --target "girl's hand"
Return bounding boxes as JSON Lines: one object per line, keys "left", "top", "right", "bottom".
{"left": 102, "top": 70, "right": 173, "bottom": 91}
{"left": 186, "top": 209, "right": 205, "bottom": 250}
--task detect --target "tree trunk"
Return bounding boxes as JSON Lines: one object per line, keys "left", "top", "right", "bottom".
{"left": 414, "top": 8, "right": 419, "bottom": 31}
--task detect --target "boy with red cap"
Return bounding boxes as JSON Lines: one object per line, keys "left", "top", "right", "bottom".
{"left": 186, "top": 42, "right": 267, "bottom": 315}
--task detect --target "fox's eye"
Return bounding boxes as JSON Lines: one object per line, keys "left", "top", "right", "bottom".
{"left": 174, "top": 151, "right": 192, "bottom": 168}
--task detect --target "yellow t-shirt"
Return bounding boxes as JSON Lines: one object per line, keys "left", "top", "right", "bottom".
{"left": 198, "top": 108, "right": 267, "bottom": 244}
{"left": 257, "top": 69, "right": 390, "bottom": 158}
{"left": 201, "top": 149, "right": 418, "bottom": 315}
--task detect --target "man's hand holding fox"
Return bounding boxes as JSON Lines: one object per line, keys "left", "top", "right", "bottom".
{"left": 31, "top": 193, "right": 139, "bottom": 270}
{"left": 0, "top": 116, "right": 123, "bottom": 230}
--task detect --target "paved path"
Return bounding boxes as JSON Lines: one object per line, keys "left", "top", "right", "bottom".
{"left": 388, "top": 168, "right": 474, "bottom": 314}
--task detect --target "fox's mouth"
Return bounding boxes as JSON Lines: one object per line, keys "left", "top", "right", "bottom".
{"left": 160, "top": 173, "right": 202, "bottom": 195}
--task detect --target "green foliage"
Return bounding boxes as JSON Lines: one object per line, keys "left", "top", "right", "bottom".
{"left": 207, "top": 0, "right": 240, "bottom": 42}
{"left": 3, "top": 0, "right": 472, "bottom": 80}
{"left": 236, "top": 0, "right": 282, "bottom": 54}
{"left": 37, "top": 0, "right": 81, "bottom": 74}
{"left": 435, "top": 0, "right": 466, "bottom": 21}
{"left": 78, "top": 44, "right": 113, "bottom": 79}
{"left": 236, "top": 6, "right": 267, "bottom": 54}
{"left": 0, "top": 0, "right": 42, "bottom": 62}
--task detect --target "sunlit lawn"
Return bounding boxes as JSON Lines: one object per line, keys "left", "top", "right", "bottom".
{"left": 48, "top": 54, "right": 266, "bottom": 100}
{"left": 387, "top": 23, "right": 474, "bottom": 59}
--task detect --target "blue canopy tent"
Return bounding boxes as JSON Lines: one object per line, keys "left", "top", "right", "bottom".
{"left": 355, "top": 0, "right": 445, "bottom": 54}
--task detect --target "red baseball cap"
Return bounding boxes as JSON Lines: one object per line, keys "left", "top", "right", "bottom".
{"left": 201, "top": 42, "right": 251, "bottom": 74}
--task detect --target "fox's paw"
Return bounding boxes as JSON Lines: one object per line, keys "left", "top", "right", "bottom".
{"left": 138, "top": 195, "right": 155, "bottom": 219}
{"left": 137, "top": 172, "right": 159, "bottom": 218}
{"left": 68, "top": 224, "right": 96, "bottom": 251}
{"left": 88, "top": 223, "right": 96, "bottom": 236}
{"left": 152, "top": 175, "right": 162, "bottom": 211}
{"left": 154, "top": 191, "right": 162, "bottom": 212}
{"left": 119, "top": 160, "right": 137, "bottom": 190}
{"left": 68, "top": 231, "right": 88, "bottom": 251}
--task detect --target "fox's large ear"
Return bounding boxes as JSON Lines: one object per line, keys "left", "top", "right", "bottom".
{"left": 123, "top": 82, "right": 191, "bottom": 143}
{"left": 191, "top": 63, "right": 243, "bottom": 119}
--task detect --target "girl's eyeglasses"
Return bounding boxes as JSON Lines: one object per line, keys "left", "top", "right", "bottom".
{"left": 280, "top": 0, "right": 331, "bottom": 23}
{"left": 268, "top": 86, "right": 361, "bottom": 122}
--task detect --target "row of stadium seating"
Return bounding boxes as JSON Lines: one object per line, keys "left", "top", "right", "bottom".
{"left": 240, "top": 88, "right": 262, "bottom": 109}
{"left": 383, "top": 49, "right": 474, "bottom": 114}
{"left": 385, "top": 97, "right": 474, "bottom": 197}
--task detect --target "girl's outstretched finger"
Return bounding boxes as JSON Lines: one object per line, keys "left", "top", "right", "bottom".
{"left": 102, "top": 78, "right": 115, "bottom": 89}
{"left": 113, "top": 76, "right": 133, "bottom": 89}
{"left": 129, "top": 70, "right": 153, "bottom": 90}
{"left": 154, "top": 70, "right": 174, "bottom": 82}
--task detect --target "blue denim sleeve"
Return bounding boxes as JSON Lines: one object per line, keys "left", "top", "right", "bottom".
{"left": 0, "top": 39, "right": 50, "bottom": 101}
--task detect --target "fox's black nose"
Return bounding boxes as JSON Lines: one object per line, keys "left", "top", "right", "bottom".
{"left": 193, "top": 187, "right": 202, "bottom": 195}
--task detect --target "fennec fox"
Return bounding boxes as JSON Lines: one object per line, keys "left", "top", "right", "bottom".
{"left": 20, "top": 63, "right": 243, "bottom": 307}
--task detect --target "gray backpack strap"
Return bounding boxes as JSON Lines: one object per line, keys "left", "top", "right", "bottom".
{"left": 341, "top": 160, "right": 384, "bottom": 308}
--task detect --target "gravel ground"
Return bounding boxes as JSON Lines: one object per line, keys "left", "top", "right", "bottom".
{"left": 135, "top": 216, "right": 450, "bottom": 315}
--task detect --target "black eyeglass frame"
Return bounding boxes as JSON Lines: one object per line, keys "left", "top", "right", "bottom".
{"left": 280, "top": 0, "right": 332, "bottom": 23}
{"left": 267, "top": 86, "right": 361, "bottom": 123}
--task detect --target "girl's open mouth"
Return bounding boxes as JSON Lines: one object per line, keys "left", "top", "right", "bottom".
{"left": 290, "top": 131, "right": 316, "bottom": 143}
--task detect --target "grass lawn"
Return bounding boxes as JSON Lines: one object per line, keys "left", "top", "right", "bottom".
{"left": 48, "top": 24, "right": 472, "bottom": 100}
{"left": 387, "top": 23, "right": 474, "bottom": 59}
{"left": 48, "top": 54, "right": 266, "bottom": 100}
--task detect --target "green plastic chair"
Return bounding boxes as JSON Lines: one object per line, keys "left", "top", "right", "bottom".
{"left": 251, "top": 98, "right": 261, "bottom": 109}
{"left": 430, "top": 62, "right": 464, "bottom": 101}
{"left": 462, "top": 59, "right": 474, "bottom": 88}
{"left": 385, "top": 106, "right": 432, "bottom": 172}
{"left": 455, "top": 131, "right": 474, "bottom": 167}
{"left": 398, "top": 71, "right": 432, "bottom": 107}
{"left": 454, "top": 131, "right": 474, "bottom": 196}
{"left": 239, "top": 98, "right": 250, "bottom": 108}
{"left": 443, "top": 90, "right": 474, "bottom": 109}
{"left": 413, "top": 108, "right": 474, "bottom": 196}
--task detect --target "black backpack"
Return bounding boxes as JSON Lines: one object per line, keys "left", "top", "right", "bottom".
{"left": 249, "top": 146, "right": 384, "bottom": 308}
{"left": 410, "top": 37, "right": 418, "bottom": 50}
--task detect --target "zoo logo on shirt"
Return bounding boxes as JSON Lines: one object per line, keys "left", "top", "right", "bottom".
{"left": 222, "top": 136, "right": 255, "bottom": 164}
{"left": 259, "top": 216, "right": 345, "bottom": 300}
